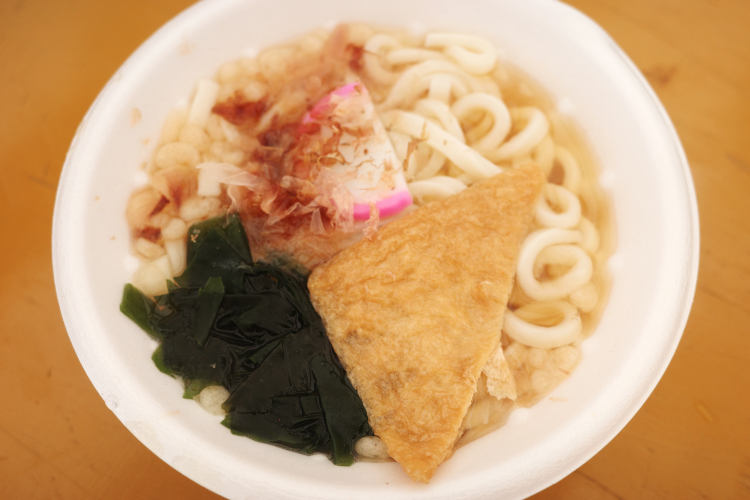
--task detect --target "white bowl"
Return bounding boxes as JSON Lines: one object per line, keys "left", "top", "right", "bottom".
{"left": 52, "top": 0, "right": 699, "bottom": 498}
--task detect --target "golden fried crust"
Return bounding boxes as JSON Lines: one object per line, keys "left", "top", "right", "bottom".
{"left": 308, "top": 164, "right": 545, "bottom": 482}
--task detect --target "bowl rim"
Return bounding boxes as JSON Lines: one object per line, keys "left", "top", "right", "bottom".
{"left": 52, "top": 0, "right": 700, "bottom": 498}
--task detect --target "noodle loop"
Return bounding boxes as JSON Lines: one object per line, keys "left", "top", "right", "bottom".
{"left": 408, "top": 176, "right": 467, "bottom": 200}
{"left": 409, "top": 142, "right": 447, "bottom": 181}
{"left": 387, "top": 48, "right": 446, "bottom": 65}
{"left": 504, "top": 301, "right": 582, "bottom": 349}
{"left": 451, "top": 93, "right": 512, "bottom": 154}
{"left": 578, "top": 217, "right": 600, "bottom": 254}
{"left": 363, "top": 34, "right": 401, "bottom": 85}
{"left": 427, "top": 76, "right": 454, "bottom": 103}
{"left": 424, "top": 33, "right": 497, "bottom": 75}
{"left": 535, "top": 184, "right": 582, "bottom": 229}
{"left": 488, "top": 107, "right": 549, "bottom": 161}
{"left": 516, "top": 229, "right": 593, "bottom": 301}
{"left": 381, "top": 110, "right": 502, "bottom": 181}
{"left": 414, "top": 99, "right": 466, "bottom": 142}
{"left": 381, "top": 60, "right": 490, "bottom": 110}
{"left": 533, "top": 135, "right": 555, "bottom": 175}
{"left": 554, "top": 145, "right": 582, "bottom": 194}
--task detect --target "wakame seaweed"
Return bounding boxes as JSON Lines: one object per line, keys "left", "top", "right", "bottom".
{"left": 120, "top": 213, "right": 372, "bottom": 465}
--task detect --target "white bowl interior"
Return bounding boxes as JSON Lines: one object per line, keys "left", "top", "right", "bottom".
{"left": 53, "top": 0, "right": 698, "bottom": 499}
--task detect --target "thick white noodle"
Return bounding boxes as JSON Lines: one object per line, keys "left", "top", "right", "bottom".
{"left": 487, "top": 107, "right": 549, "bottom": 161}
{"left": 535, "top": 184, "right": 582, "bottom": 229}
{"left": 387, "top": 48, "right": 445, "bottom": 65}
{"left": 533, "top": 244, "right": 590, "bottom": 278}
{"left": 417, "top": 147, "right": 447, "bottom": 180}
{"left": 408, "top": 176, "right": 467, "bottom": 199}
{"left": 532, "top": 244, "right": 594, "bottom": 301}
{"left": 380, "top": 110, "right": 502, "bottom": 181}
{"left": 387, "top": 118, "right": 448, "bottom": 181}
{"left": 456, "top": 173, "right": 474, "bottom": 185}
{"left": 363, "top": 34, "right": 401, "bottom": 85}
{"left": 476, "top": 75, "right": 502, "bottom": 97}
{"left": 555, "top": 145, "right": 582, "bottom": 194}
{"left": 380, "top": 60, "right": 491, "bottom": 110}
{"left": 512, "top": 155, "right": 533, "bottom": 168}
{"left": 409, "top": 142, "right": 446, "bottom": 180}
{"left": 428, "top": 76, "right": 454, "bottom": 103}
{"left": 451, "top": 93, "right": 512, "bottom": 153}
{"left": 392, "top": 73, "right": 471, "bottom": 111}
{"left": 424, "top": 33, "right": 497, "bottom": 75}
{"left": 387, "top": 130, "right": 412, "bottom": 161}
{"left": 414, "top": 99, "right": 466, "bottom": 142}
{"left": 517, "top": 229, "right": 593, "bottom": 301}
{"left": 534, "top": 135, "right": 555, "bottom": 175}
{"left": 578, "top": 217, "right": 601, "bottom": 254}
{"left": 504, "top": 301, "right": 582, "bottom": 348}
{"left": 465, "top": 113, "right": 494, "bottom": 145}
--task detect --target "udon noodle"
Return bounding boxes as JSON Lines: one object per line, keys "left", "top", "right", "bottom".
{"left": 125, "top": 23, "right": 613, "bottom": 462}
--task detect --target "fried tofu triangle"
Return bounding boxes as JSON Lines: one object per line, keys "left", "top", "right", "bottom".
{"left": 308, "top": 164, "right": 545, "bottom": 482}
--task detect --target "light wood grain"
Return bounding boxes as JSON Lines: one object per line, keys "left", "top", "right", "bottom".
{"left": 1, "top": 0, "right": 748, "bottom": 498}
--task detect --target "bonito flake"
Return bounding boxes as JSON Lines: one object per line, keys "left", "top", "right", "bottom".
{"left": 308, "top": 164, "right": 545, "bottom": 482}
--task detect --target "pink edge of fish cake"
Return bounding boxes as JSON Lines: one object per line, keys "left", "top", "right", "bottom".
{"left": 303, "top": 82, "right": 413, "bottom": 222}
{"left": 353, "top": 190, "right": 413, "bottom": 220}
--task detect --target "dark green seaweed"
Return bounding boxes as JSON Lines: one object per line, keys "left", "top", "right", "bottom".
{"left": 120, "top": 213, "right": 371, "bottom": 465}
{"left": 120, "top": 284, "right": 156, "bottom": 338}
{"left": 194, "top": 277, "right": 225, "bottom": 347}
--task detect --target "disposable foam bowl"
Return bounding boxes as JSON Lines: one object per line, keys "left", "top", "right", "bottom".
{"left": 52, "top": 0, "right": 699, "bottom": 498}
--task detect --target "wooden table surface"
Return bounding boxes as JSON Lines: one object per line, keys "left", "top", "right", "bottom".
{"left": 1, "top": 0, "right": 748, "bottom": 498}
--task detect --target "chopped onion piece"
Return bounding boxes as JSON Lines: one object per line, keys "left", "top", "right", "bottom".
{"left": 133, "top": 255, "right": 173, "bottom": 296}
{"left": 188, "top": 79, "right": 220, "bottom": 127}
{"left": 165, "top": 239, "right": 187, "bottom": 276}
